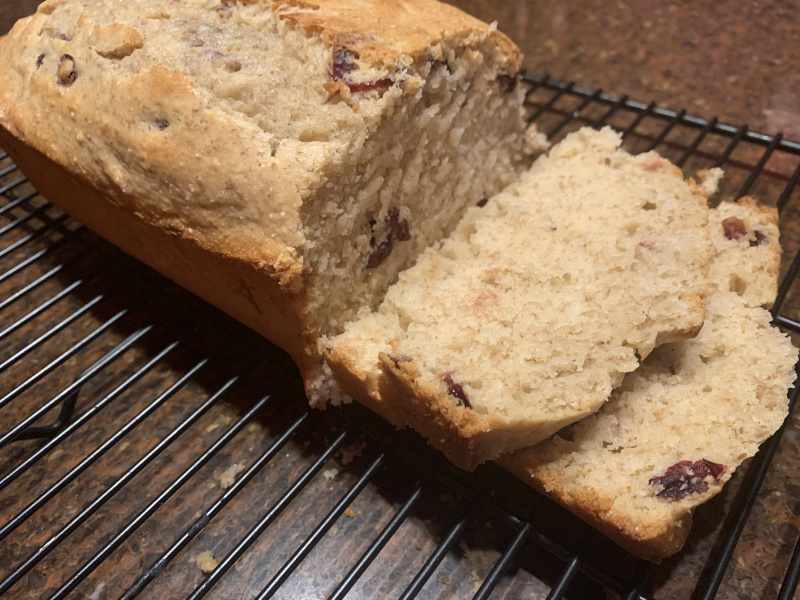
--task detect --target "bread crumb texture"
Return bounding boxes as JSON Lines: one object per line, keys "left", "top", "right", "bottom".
{"left": 327, "top": 127, "right": 713, "bottom": 469}
{"left": 499, "top": 200, "right": 797, "bottom": 560}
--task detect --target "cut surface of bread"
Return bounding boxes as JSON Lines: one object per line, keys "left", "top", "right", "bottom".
{"left": 499, "top": 200, "right": 797, "bottom": 561}
{"left": 325, "top": 127, "right": 713, "bottom": 470}
{"left": 0, "top": 0, "right": 528, "bottom": 406}
{"left": 708, "top": 196, "right": 781, "bottom": 307}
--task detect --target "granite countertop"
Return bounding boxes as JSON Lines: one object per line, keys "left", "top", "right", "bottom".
{"left": 453, "top": 0, "right": 800, "bottom": 141}
{"left": 0, "top": 2, "right": 797, "bottom": 600}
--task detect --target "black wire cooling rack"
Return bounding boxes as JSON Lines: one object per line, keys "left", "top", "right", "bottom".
{"left": 0, "top": 74, "right": 799, "bottom": 600}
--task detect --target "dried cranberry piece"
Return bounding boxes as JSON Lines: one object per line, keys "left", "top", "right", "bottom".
{"left": 721, "top": 217, "right": 746, "bottom": 241}
{"left": 649, "top": 459, "right": 726, "bottom": 499}
{"left": 497, "top": 73, "right": 518, "bottom": 94}
{"left": 477, "top": 198, "right": 488, "bottom": 208}
{"left": 366, "top": 207, "right": 411, "bottom": 268}
{"left": 226, "top": 60, "right": 242, "bottom": 73}
{"left": 54, "top": 33, "right": 72, "bottom": 41}
{"left": 346, "top": 78, "right": 392, "bottom": 93}
{"left": 443, "top": 373, "right": 472, "bottom": 408}
{"left": 330, "top": 45, "right": 392, "bottom": 94}
{"left": 154, "top": 119, "right": 170, "bottom": 131}
{"left": 57, "top": 54, "right": 77, "bottom": 86}
{"left": 750, "top": 230, "right": 768, "bottom": 247}
{"left": 387, "top": 354, "right": 413, "bottom": 369}
{"left": 330, "top": 46, "right": 358, "bottom": 81}
{"left": 366, "top": 240, "right": 394, "bottom": 269}
{"left": 36, "top": 54, "right": 45, "bottom": 69}
{"left": 386, "top": 207, "right": 411, "bottom": 242}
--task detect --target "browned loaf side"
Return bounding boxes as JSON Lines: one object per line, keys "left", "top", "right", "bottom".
{"left": 499, "top": 200, "right": 797, "bottom": 561}
{"left": 325, "top": 127, "right": 713, "bottom": 470}
{"left": 0, "top": 0, "right": 528, "bottom": 406}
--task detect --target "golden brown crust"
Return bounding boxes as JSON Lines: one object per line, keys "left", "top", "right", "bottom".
{"left": 377, "top": 353, "right": 593, "bottom": 471}
{"left": 272, "top": 0, "right": 522, "bottom": 72}
{"left": 497, "top": 453, "right": 692, "bottom": 562}
{"left": 0, "top": 125, "right": 320, "bottom": 383}
{"left": 322, "top": 344, "right": 403, "bottom": 424}
{"left": 378, "top": 352, "right": 491, "bottom": 470}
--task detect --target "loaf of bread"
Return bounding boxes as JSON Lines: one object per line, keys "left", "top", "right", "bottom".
{"left": 498, "top": 200, "right": 797, "bottom": 561}
{"left": 325, "top": 127, "right": 713, "bottom": 470}
{"left": 0, "top": 0, "right": 528, "bottom": 405}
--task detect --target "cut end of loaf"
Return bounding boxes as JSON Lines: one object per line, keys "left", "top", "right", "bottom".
{"left": 327, "top": 126, "right": 713, "bottom": 467}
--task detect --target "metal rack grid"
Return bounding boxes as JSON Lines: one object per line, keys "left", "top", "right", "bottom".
{"left": 0, "top": 74, "right": 799, "bottom": 600}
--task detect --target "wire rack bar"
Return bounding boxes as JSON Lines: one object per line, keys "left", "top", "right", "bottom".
{"left": 0, "top": 319, "right": 147, "bottom": 443}
{"left": 327, "top": 480, "right": 428, "bottom": 600}
{"left": 471, "top": 521, "right": 532, "bottom": 600}
{"left": 676, "top": 117, "right": 718, "bottom": 167}
{"left": 593, "top": 94, "right": 629, "bottom": 128}
{"left": 0, "top": 293, "right": 105, "bottom": 374}
{"left": 253, "top": 452, "right": 388, "bottom": 600}
{"left": 547, "top": 89, "right": 602, "bottom": 138}
{"left": 398, "top": 491, "right": 486, "bottom": 600}
{"left": 624, "top": 562, "right": 656, "bottom": 600}
{"left": 736, "top": 134, "right": 783, "bottom": 199}
{"left": 0, "top": 222, "right": 75, "bottom": 277}
{"left": 47, "top": 393, "right": 276, "bottom": 600}
{"left": 522, "top": 74, "right": 800, "bottom": 155}
{"left": 186, "top": 428, "right": 352, "bottom": 600}
{"left": 0, "top": 176, "right": 26, "bottom": 198}
{"left": 0, "top": 275, "right": 95, "bottom": 341}
{"left": 0, "top": 203, "right": 48, "bottom": 237}
{"left": 776, "top": 534, "right": 800, "bottom": 600}
{"left": 771, "top": 247, "right": 800, "bottom": 317}
{"left": 777, "top": 161, "right": 800, "bottom": 212}
{"left": 119, "top": 411, "right": 311, "bottom": 600}
{"left": 0, "top": 341, "right": 185, "bottom": 543}
{"left": 0, "top": 376, "right": 242, "bottom": 595}
{"left": 645, "top": 109, "right": 686, "bottom": 152}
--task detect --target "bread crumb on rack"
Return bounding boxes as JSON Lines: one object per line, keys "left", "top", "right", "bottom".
{"left": 216, "top": 463, "right": 246, "bottom": 490}
{"left": 195, "top": 551, "right": 218, "bottom": 575}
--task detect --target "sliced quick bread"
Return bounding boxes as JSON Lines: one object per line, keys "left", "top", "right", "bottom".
{"left": 325, "top": 127, "right": 712, "bottom": 470}
{"left": 708, "top": 196, "right": 781, "bottom": 307}
{"left": 499, "top": 200, "right": 797, "bottom": 561}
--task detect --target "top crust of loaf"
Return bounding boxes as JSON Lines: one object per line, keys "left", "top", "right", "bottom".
{"left": 270, "top": 0, "right": 521, "bottom": 71}
{"left": 0, "top": 0, "right": 520, "bottom": 284}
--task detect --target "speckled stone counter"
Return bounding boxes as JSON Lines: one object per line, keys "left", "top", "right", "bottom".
{"left": 452, "top": 0, "right": 800, "bottom": 141}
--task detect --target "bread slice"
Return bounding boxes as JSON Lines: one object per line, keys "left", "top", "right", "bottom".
{"left": 325, "top": 127, "right": 713, "bottom": 470}
{"left": 499, "top": 200, "right": 797, "bottom": 561}
{"left": 0, "top": 0, "right": 527, "bottom": 406}
{"left": 708, "top": 196, "right": 781, "bottom": 307}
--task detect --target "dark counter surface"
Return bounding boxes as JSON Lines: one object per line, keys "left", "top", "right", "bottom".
{"left": 455, "top": 0, "right": 800, "bottom": 141}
